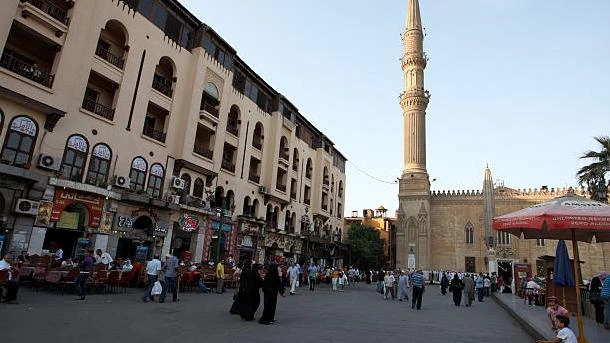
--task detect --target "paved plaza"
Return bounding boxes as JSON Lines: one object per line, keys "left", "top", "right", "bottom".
{"left": 4, "top": 283, "right": 532, "bottom": 343}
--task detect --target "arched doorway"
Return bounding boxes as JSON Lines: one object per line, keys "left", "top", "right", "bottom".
{"left": 116, "top": 215, "right": 154, "bottom": 262}
{"left": 209, "top": 231, "right": 226, "bottom": 263}
{"left": 44, "top": 203, "right": 88, "bottom": 259}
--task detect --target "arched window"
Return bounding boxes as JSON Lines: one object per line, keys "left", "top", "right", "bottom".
{"left": 193, "top": 178, "right": 205, "bottom": 198}
{"left": 252, "top": 122, "right": 264, "bottom": 150}
{"left": 60, "top": 134, "right": 89, "bottom": 182}
{"left": 225, "top": 190, "right": 235, "bottom": 212}
{"left": 252, "top": 199, "right": 259, "bottom": 218}
{"left": 204, "top": 82, "right": 219, "bottom": 99}
{"left": 86, "top": 143, "right": 112, "bottom": 186}
{"left": 273, "top": 206, "right": 280, "bottom": 229}
{"left": 292, "top": 148, "right": 299, "bottom": 172}
{"left": 147, "top": 163, "right": 164, "bottom": 198}
{"left": 152, "top": 56, "right": 175, "bottom": 97}
{"left": 226, "top": 105, "right": 240, "bottom": 136}
{"left": 1, "top": 115, "right": 38, "bottom": 166}
{"left": 214, "top": 186, "right": 224, "bottom": 209}
{"left": 129, "top": 157, "right": 147, "bottom": 192}
{"left": 305, "top": 158, "right": 313, "bottom": 179}
{"left": 338, "top": 181, "right": 344, "bottom": 198}
{"left": 201, "top": 82, "right": 220, "bottom": 116}
{"left": 180, "top": 173, "right": 192, "bottom": 195}
{"left": 279, "top": 136, "right": 288, "bottom": 160}
{"left": 465, "top": 222, "right": 474, "bottom": 244}
{"left": 291, "top": 213, "right": 296, "bottom": 234}
{"left": 323, "top": 167, "right": 329, "bottom": 185}
{"left": 242, "top": 196, "right": 251, "bottom": 217}
{"left": 284, "top": 210, "right": 291, "bottom": 231}
{"left": 0, "top": 108, "right": 4, "bottom": 134}
{"left": 265, "top": 204, "right": 273, "bottom": 226}
{"left": 496, "top": 230, "right": 511, "bottom": 246}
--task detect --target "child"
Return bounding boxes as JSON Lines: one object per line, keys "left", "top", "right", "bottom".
{"left": 537, "top": 315, "right": 577, "bottom": 343}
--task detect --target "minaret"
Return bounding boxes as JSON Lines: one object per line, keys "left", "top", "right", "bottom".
{"left": 397, "top": 0, "right": 431, "bottom": 270}
{"left": 482, "top": 165, "right": 496, "bottom": 246}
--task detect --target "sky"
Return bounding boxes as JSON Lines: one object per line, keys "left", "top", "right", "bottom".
{"left": 184, "top": 0, "right": 610, "bottom": 216}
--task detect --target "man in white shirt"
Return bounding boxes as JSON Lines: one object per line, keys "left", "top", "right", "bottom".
{"left": 384, "top": 272, "right": 395, "bottom": 300}
{"left": 142, "top": 255, "right": 162, "bottom": 302}
{"left": 538, "top": 315, "right": 577, "bottom": 343}
{"left": 0, "top": 254, "right": 19, "bottom": 303}
{"left": 54, "top": 246, "right": 63, "bottom": 261}
{"left": 287, "top": 262, "right": 299, "bottom": 295}
{"left": 526, "top": 278, "right": 541, "bottom": 306}
{"left": 95, "top": 249, "right": 113, "bottom": 268}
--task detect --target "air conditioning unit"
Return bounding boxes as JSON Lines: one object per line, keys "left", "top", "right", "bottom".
{"left": 37, "top": 154, "right": 61, "bottom": 171}
{"left": 258, "top": 186, "right": 267, "bottom": 194}
{"left": 14, "top": 199, "right": 40, "bottom": 216}
{"left": 167, "top": 195, "right": 180, "bottom": 205}
{"left": 114, "top": 175, "right": 130, "bottom": 188}
{"left": 171, "top": 176, "right": 186, "bottom": 190}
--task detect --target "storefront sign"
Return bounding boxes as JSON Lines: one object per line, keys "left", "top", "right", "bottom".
{"left": 116, "top": 215, "right": 168, "bottom": 236}
{"left": 35, "top": 201, "right": 53, "bottom": 227}
{"left": 57, "top": 212, "right": 79, "bottom": 229}
{"left": 241, "top": 235, "right": 253, "bottom": 248}
{"left": 179, "top": 213, "right": 200, "bottom": 232}
{"left": 211, "top": 221, "right": 233, "bottom": 232}
{"left": 50, "top": 189, "right": 104, "bottom": 228}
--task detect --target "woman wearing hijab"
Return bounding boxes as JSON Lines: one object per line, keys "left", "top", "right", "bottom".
{"left": 259, "top": 263, "right": 285, "bottom": 325}
{"left": 238, "top": 261, "right": 263, "bottom": 321}
{"left": 440, "top": 272, "right": 449, "bottom": 295}
{"left": 449, "top": 273, "right": 464, "bottom": 306}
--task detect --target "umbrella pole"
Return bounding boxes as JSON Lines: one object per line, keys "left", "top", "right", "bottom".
{"left": 570, "top": 229, "right": 588, "bottom": 343}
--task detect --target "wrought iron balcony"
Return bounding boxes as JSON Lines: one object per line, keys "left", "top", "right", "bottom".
{"left": 200, "top": 101, "right": 219, "bottom": 117}
{"left": 0, "top": 53, "right": 54, "bottom": 87}
{"left": 95, "top": 44, "right": 124, "bottom": 69}
{"left": 276, "top": 183, "right": 286, "bottom": 192}
{"left": 248, "top": 174, "right": 260, "bottom": 184}
{"left": 142, "top": 126, "right": 166, "bottom": 143}
{"left": 152, "top": 74, "right": 172, "bottom": 97}
{"left": 226, "top": 125, "right": 238, "bottom": 136}
{"left": 26, "top": 0, "right": 70, "bottom": 25}
{"left": 252, "top": 141, "right": 262, "bottom": 150}
{"left": 221, "top": 160, "right": 235, "bottom": 173}
{"left": 82, "top": 97, "right": 114, "bottom": 120}
{"left": 193, "top": 144, "right": 213, "bottom": 159}
{"left": 279, "top": 152, "right": 289, "bottom": 161}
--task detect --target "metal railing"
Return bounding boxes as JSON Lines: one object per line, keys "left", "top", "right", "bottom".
{"left": 27, "top": 0, "right": 69, "bottom": 25}
{"left": 226, "top": 125, "right": 238, "bottom": 136}
{"left": 193, "top": 144, "right": 213, "bottom": 159}
{"left": 279, "top": 152, "right": 289, "bottom": 161}
{"left": 221, "top": 160, "right": 235, "bottom": 173}
{"left": 201, "top": 101, "right": 219, "bottom": 117}
{"left": 248, "top": 174, "right": 260, "bottom": 184}
{"left": 252, "top": 140, "right": 262, "bottom": 150}
{"left": 152, "top": 74, "right": 172, "bottom": 97}
{"left": 0, "top": 53, "right": 54, "bottom": 87}
{"left": 142, "top": 126, "right": 166, "bottom": 143}
{"left": 82, "top": 97, "right": 115, "bottom": 120}
{"left": 95, "top": 44, "right": 124, "bottom": 69}
{"left": 292, "top": 163, "right": 298, "bottom": 172}
{"left": 276, "top": 183, "right": 286, "bottom": 192}
{"left": 304, "top": 198, "right": 311, "bottom": 205}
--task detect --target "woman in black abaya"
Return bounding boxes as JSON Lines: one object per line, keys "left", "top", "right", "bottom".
{"left": 259, "top": 263, "right": 285, "bottom": 325}
{"left": 239, "top": 262, "right": 263, "bottom": 321}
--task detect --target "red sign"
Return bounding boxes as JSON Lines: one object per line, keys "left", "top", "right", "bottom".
{"left": 51, "top": 189, "right": 105, "bottom": 228}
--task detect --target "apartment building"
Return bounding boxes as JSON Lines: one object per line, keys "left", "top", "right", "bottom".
{"left": 0, "top": 0, "right": 346, "bottom": 265}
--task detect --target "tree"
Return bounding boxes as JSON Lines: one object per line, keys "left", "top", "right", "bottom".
{"left": 346, "top": 223, "right": 384, "bottom": 269}
{"left": 577, "top": 136, "right": 610, "bottom": 203}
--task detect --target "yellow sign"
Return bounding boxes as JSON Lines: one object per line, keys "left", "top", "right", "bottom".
{"left": 57, "top": 212, "right": 80, "bottom": 229}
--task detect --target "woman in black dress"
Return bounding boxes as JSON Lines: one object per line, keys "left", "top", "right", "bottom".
{"left": 239, "top": 262, "right": 263, "bottom": 321}
{"left": 449, "top": 274, "right": 463, "bottom": 306}
{"left": 259, "top": 263, "right": 285, "bottom": 325}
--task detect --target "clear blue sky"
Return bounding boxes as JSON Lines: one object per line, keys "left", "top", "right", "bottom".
{"left": 186, "top": 0, "right": 610, "bottom": 215}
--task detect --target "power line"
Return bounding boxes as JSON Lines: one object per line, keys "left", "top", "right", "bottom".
{"left": 347, "top": 160, "right": 397, "bottom": 185}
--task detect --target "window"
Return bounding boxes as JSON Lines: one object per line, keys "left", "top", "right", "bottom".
{"left": 465, "top": 222, "right": 474, "bottom": 244}
{"left": 305, "top": 158, "right": 313, "bottom": 179}
{"left": 86, "top": 143, "right": 112, "bottom": 186}
{"left": 535, "top": 239, "right": 545, "bottom": 247}
{"left": 1, "top": 116, "right": 38, "bottom": 166}
{"left": 204, "top": 82, "right": 219, "bottom": 99}
{"left": 147, "top": 163, "right": 164, "bottom": 198}
{"left": 180, "top": 173, "right": 191, "bottom": 195}
{"left": 0, "top": 108, "right": 3, "bottom": 132}
{"left": 60, "top": 135, "right": 89, "bottom": 182}
{"left": 129, "top": 157, "right": 148, "bottom": 192}
{"left": 496, "top": 230, "right": 511, "bottom": 246}
{"left": 465, "top": 257, "right": 476, "bottom": 273}
{"left": 193, "top": 178, "right": 204, "bottom": 198}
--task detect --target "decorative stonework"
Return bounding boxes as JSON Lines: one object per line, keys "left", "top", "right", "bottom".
{"left": 205, "top": 68, "right": 224, "bottom": 98}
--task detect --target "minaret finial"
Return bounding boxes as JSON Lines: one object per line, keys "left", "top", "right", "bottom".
{"left": 406, "top": 0, "right": 423, "bottom": 31}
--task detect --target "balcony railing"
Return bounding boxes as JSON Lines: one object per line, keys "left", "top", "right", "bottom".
{"left": 95, "top": 44, "right": 124, "bottom": 69}
{"left": 248, "top": 174, "right": 260, "bottom": 184}
{"left": 226, "top": 125, "right": 238, "bottom": 136}
{"left": 304, "top": 198, "right": 311, "bottom": 205}
{"left": 193, "top": 144, "right": 213, "bottom": 159}
{"left": 82, "top": 97, "right": 115, "bottom": 120}
{"left": 221, "top": 160, "right": 235, "bottom": 173}
{"left": 323, "top": 179, "right": 330, "bottom": 186}
{"left": 252, "top": 140, "right": 262, "bottom": 150}
{"left": 290, "top": 192, "right": 297, "bottom": 199}
{"left": 322, "top": 204, "right": 328, "bottom": 211}
{"left": 276, "top": 184, "right": 286, "bottom": 192}
{"left": 142, "top": 126, "right": 166, "bottom": 143}
{"left": 27, "top": 0, "right": 70, "bottom": 25}
{"left": 279, "top": 152, "right": 289, "bottom": 161}
{"left": 152, "top": 74, "right": 173, "bottom": 97}
{"left": 200, "top": 100, "right": 219, "bottom": 117}
{"left": 0, "top": 53, "right": 54, "bottom": 87}
{"left": 292, "top": 164, "right": 298, "bottom": 172}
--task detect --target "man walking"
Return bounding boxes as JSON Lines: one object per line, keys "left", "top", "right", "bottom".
{"left": 411, "top": 269, "right": 425, "bottom": 310}
{"left": 475, "top": 273, "right": 485, "bottom": 302}
{"left": 216, "top": 258, "right": 225, "bottom": 294}
{"left": 142, "top": 255, "right": 162, "bottom": 302}
{"left": 384, "top": 271, "right": 395, "bottom": 300}
{"left": 307, "top": 262, "right": 318, "bottom": 291}
{"left": 287, "top": 262, "right": 298, "bottom": 295}
{"left": 0, "top": 254, "right": 20, "bottom": 303}
{"left": 398, "top": 270, "right": 410, "bottom": 302}
{"left": 160, "top": 254, "right": 179, "bottom": 303}
{"left": 74, "top": 250, "right": 94, "bottom": 300}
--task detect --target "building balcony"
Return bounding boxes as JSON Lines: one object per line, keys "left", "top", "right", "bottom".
{"left": 292, "top": 164, "right": 298, "bottom": 172}
{"left": 304, "top": 198, "right": 311, "bottom": 205}
{"left": 193, "top": 144, "right": 213, "bottom": 160}
{"left": 226, "top": 125, "right": 238, "bottom": 136}
{"left": 200, "top": 101, "right": 218, "bottom": 117}
{"left": 252, "top": 141, "right": 262, "bottom": 151}
{"left": 290, "top": 192, "right": 297, "bottom": 200}
{"left": 248, "top": 174, "right": 260, "bottom": 184}
{"left": 23, "top": 0, "right": 70, "bottom": 26}
{"left": 82, "top": 97, "right": 114, "bottom": 120}
{"left": 95, "top": 44, "right": 124, "bottom": 69}
{"left": 142, "top": 126, "right": 166, "bottom": 143}
{"left": 0, "top": 52, "right": 54, "bottom": 87}
{"left": 323, "top": 179, "right": 329, "bottom": 186}
{"left": 279, "top": 152, "right": 289, "bottom": 161}
{"left": 152, "top": 74, "right": 172, "bottom": 97}
{"left": 276, "top": 183, "right": 286, "bottom": 192}
{"left": 322, "top": 204, "right": 328, "bottom": 211}
{"left": 221, "top": 160, "right": 235, "bottom": 173}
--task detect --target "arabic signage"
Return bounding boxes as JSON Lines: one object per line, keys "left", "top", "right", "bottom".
{"left": 179, "top": 213, "right": 200, "bottom": 232}
{"left": 211, "top": 220, "right": 233, "bottom": 232}
{"left": 51, "top": 189, "right": 104, "bottom": 228}
{"left": 115, "top": 214, "right": 169, "bottom": 237}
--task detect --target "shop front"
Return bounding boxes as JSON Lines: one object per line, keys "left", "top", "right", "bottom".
{"left": 236, "top": 216, "right": 265, "bottom": 264}
{"left": 262, "top": 231, "right": 303, "bottom": 264}
{"left": 110, "top": 207, "right": 169, "bottom": 263}
{"left": 203, "top": 216, "right": 237, "bottom": 263}
{"left": 169, "top": 211, "right": 206, "bottom": 262}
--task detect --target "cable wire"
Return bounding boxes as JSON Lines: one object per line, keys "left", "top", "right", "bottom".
{"left": 347, "top": 160, "right": 397, "bottom": 185}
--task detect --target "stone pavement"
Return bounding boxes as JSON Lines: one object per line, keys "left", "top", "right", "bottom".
{"left": 493, "top": 292, "right": 609, "bottom": 343}
{"left": 4, "top": 284, "right": 532, "bottom": 343}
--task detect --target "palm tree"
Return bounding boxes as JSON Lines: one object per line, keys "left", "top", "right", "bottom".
{"left": 576, "top": 136, "right": 610, "bottom": 202}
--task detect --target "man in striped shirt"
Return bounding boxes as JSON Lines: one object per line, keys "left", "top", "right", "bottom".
{"left": 411, "top": 269, "right": 425, "bottom": 310}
